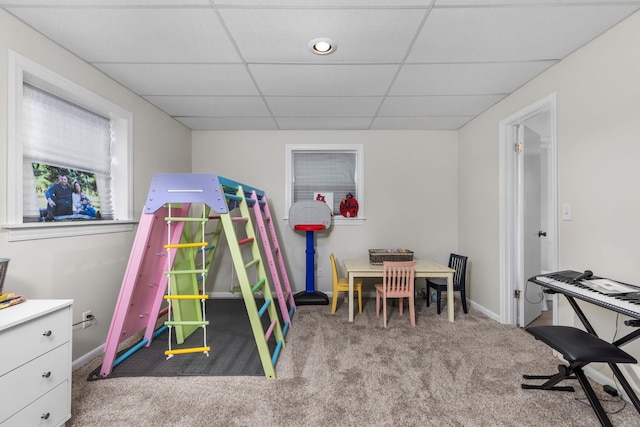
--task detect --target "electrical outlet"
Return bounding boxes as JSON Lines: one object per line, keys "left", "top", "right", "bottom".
{"left": 82, "top": 310, "right": 93, "bottom": 329}
{"left": 317, "top": 268, "right": 323, "bottom": 278}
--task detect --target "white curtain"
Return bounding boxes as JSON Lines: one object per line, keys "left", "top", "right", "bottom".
{"left": 293, "top": 151, "right": 357, "bottom": 214}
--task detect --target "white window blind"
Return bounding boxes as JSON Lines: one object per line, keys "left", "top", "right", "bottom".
{"left": 293, "top": 151, "right": 357, "bottom": 215}
{"left": 22, "top": 83, "right": 113, "bottom": 221}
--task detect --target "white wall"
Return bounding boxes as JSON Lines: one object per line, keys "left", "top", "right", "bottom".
{"left": 459, "top": 10, "right": 640, "bottom": 379}
{"left": 0, "top": 10, "right": 192, "bottom": 360}
{"left": 192, "top": 130, "right": 459, "bottom": 295}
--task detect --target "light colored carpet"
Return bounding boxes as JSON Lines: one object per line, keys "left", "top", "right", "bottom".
{"left": 70, "top": 298, "right": 640, "bottom": 426}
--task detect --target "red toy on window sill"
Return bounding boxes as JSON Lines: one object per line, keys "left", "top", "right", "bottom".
{"left": 339, "top": 193, "right": 359, "bottom": 218}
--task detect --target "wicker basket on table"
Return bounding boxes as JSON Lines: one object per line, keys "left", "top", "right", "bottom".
{"left": 368, "top": 249, "right": 413, "bottom": 265}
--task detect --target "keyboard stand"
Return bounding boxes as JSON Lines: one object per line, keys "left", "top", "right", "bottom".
{"left": 564, "top": 292, "right": 640, "bottom": 415}
{"left": 528, "top": 273, "right": 640, "bottom": 421}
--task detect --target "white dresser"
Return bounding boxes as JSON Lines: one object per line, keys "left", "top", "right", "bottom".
{"left": 0, "top": 300, "right": 73, "bottom": 426}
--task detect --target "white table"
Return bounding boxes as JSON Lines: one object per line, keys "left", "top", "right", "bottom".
{"left": 343, "top": 259, "right": 456, "bottom": 322}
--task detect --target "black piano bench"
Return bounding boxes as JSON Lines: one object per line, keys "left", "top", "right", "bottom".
{"left": 521, "top": 325, "right": 637, "bottom": 427}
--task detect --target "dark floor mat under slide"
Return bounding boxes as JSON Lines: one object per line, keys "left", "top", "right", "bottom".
{"left": 88, "top": 298, "right": 277, "bottom": 380}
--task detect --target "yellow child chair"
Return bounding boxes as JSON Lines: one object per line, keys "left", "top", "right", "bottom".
{"left": 375, "top": 261, "right": 416, "bottom": 327}
{"left": 330, "top": 253, "right": 363, "bottom": 314}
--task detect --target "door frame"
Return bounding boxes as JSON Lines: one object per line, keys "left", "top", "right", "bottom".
{"left": 498, "top": 93, "right": 558, "bottom": 326}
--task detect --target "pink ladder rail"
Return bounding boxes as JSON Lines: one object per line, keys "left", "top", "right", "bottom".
{"left": 99, "top": 204, "right": 189, "bottom": 378}
{"left": 250, "top": 190, "right": 296, "bottom": 335}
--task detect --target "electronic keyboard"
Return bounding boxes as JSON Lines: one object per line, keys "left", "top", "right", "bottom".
{"left": 530, "top": 270, "right": 640, "bottom": 320}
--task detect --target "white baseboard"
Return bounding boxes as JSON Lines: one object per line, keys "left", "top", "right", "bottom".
{"left": 469, "top": 300, "right": 500, "bottom": 322}
{"left": 73, "top": 344, "right": 104, "bottom": 371}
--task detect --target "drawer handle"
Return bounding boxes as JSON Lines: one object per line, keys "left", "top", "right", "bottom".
{"left": 41, "top": 412, "right": 50, "bottom": 420}
{"left": 42, "top": 371, "right": 51, "bottom": 378}
{"left": 43, "top": 330, "right": 52, "bottom": 337}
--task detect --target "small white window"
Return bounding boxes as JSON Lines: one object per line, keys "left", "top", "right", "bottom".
{"left": 285, "top": 144, "right": 364, "bottom": 226}
{"left": 4, "top": 51, "right": 134, "bottom": 241}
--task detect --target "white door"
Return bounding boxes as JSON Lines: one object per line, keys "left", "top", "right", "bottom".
{"left": 499, "top": 93, "right": 557, "bottom": 327}
{"left": 521, "top": 124, "right": 545, "bottom": 326}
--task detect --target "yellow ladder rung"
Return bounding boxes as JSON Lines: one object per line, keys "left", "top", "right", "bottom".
{"left": 164, "top": 242, "right": 209, "bottom": 249}
{"left": 164, "top": 346, "right": 211, "bottom": 356}
{"left": 164, "top": 269, "right": 207, "bottom": 275}
{"left": 164, "top": 294, "right": 209, "bottom": 300}
{"left": 165, "top": 216, "right": 208, "bottom": 222}
{"left": 165, "top": 320, "right": 210, "bottom": 326}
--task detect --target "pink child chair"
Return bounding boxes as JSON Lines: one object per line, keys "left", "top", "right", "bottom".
{"left": 375, "top": 261, "right": 416, "bottom": 327}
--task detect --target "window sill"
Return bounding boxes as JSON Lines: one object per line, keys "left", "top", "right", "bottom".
{"left": 2, "top": 220, "right": 137, "bottom": 242}
{"left": 285, "top": 217, "right": 366, "bottom": 227}
{"left": 332, "top": 217, "right": 365, "bottom": 226}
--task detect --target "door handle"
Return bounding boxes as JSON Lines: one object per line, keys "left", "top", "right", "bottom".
{"left": 538, "top": 231, "right": 547, "bottom": 237}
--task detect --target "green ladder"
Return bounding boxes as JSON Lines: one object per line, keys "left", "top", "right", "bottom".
{"left": 219, "top": 183, "right": 284, "bottom": 379}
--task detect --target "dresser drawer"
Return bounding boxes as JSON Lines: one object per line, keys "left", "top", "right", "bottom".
{"left": 0, "top": 305, "right": 71, "bottom": 376}
{"left": 0, "top": 343, "right": 70, "bottom": 423}
{"left": 0, "top": 381, "right": 70, "bottom": 427}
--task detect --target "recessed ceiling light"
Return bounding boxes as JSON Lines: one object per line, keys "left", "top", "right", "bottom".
{"left": 309, "top": 38, "right": 337, "bottom": 55}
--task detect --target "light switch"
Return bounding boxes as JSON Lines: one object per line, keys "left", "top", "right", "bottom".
{"left": 562, "top": 203, "right": 572, "bottom": 221}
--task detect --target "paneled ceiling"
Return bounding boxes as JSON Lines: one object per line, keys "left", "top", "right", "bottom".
{"left": 4, "top": 1, "right": 640, "bottom": 131}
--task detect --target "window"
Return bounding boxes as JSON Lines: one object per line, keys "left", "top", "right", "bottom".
{"left": 285, "top": 144, "right": 364, "bottom": 226}
{"left": 22, "top": 84, "right": 113, "bottom": 221}
{"left": 4, "top": 51, "right": 134, "bottom": 241}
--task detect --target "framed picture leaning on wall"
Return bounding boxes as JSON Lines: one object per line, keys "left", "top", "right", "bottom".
{"left": 29, "top": 163, "right": 101, "bottom": 222}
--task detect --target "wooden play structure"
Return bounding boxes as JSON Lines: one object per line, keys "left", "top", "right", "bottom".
{"left": 98, "top": 174, "right": 295, "bottom": 379}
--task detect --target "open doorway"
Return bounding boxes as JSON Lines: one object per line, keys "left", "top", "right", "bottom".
{"left": 499, "top": 93, "right": 558, "bottom": 327}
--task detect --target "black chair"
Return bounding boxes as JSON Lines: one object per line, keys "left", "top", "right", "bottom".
{"left": 426, "top": 253, "right": 468, "bottom": 314}
{"left": 522, "top": 325, "right": 637, "bottom": 427}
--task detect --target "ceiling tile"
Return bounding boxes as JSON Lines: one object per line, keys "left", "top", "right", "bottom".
{"left": 143, "top": 96, "right": 270, "bottom": 117}
{"left": 176, "top": 117, "right": 279, "bottom": 130}
{"left": 390, "top": 62, "right": 557, "bottom": 96}
{"left": 6, "top": 7, "right": 240, "bottom": 62}
{"left": 276, "top": 117, "right": 373, "bottom": 130}
{"left": 94, "top": 64, "right": 259, "bottom": 96}
{"left": 265, "top": 96, "right": 383, "bottom": 117}
{"left": 409, "top": 5, "right": 640, "bottom": 63}
{"left": 371, "top": 116, "right": 473, "bottom": 130}
{"left": 219, "top": 8, "right": 427, "bottom": 63}
{"left": 379, "top": 94, "right": 506, "bottom": 116}
{"left": 250, "top": 64, "right": 399, "bottom": 96}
